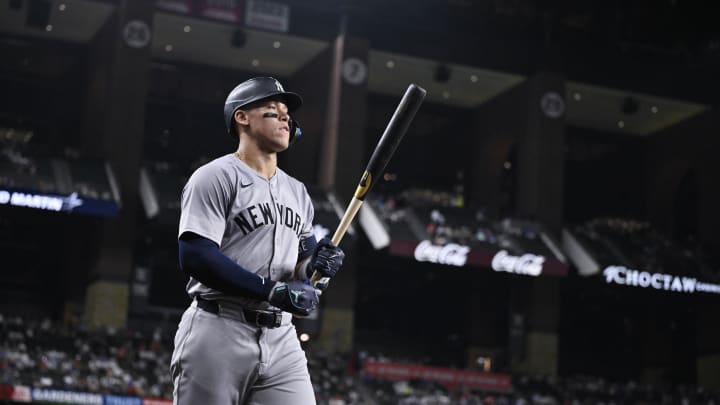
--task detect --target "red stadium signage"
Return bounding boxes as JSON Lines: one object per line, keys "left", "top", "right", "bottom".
{"left": 363, "top": 360, "right": 512, "bottom": 392}
{"left": 392, "top": 239, "right": 568, "bottom": 276}
{"left": 199, "top": 0, "right": 243, "bottom": 23}
{"left": 0, "top": 386, "right": 11, "bottom": 401}
{"left": 10, "top": 385, "right": 30, "bottom": 402}
{"left": 143, "top": 399, "right": 173, "bottom": 405}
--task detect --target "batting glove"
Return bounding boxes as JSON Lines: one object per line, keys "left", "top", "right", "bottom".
{"left": 308, "top": 237, "right": 345, "bottom": 279}
{"left": 268, "top": 281, "right": 320, "bottom": 316}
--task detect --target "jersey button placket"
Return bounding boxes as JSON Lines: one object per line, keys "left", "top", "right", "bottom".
{"left": 268, "top": 179, "right": 279, "bottom": 278}
{"left": 272, "top": 180, "right": 282, "bottom": 278}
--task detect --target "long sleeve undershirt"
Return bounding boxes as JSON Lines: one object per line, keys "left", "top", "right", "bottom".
{"left": 178, "top": 232, "right": 275, "bottom": 300}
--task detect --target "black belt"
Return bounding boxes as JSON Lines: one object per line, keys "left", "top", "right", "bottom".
{"left": 195, "top": 297, "right": 283, "bottom": 328}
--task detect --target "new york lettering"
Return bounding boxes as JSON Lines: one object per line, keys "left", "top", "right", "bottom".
{"left": 234, "top": 202, "right": 304, "bottom": 236}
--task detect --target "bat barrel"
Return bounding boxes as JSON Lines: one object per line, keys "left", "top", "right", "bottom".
{"left": 354, "top": 84, "right": 427, "bottom": 201}
{"left": 372, "top": 84, "right": 427, "bottom": 174}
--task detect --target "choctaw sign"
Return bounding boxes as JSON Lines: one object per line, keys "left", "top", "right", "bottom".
{"left": 602, "top": 265, "right": 720, "bottom": 295}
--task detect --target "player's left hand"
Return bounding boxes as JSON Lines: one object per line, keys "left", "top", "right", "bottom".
{"left": 309, "top": 237, "right": 345, "bottom": 278}
{"left": 268, "top": 281, "right": 320, "bottom": 316}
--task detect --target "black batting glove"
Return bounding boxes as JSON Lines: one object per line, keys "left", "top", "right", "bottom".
{"left": 307, "top": 237, "right": 345, "bottom": 279}
{"left": 268, "top": 281, "right": 320, "bottom": 316}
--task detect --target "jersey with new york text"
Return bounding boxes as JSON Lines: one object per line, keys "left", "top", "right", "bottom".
{"left": 178, "top": 154, "right": 314, "bottom": 310}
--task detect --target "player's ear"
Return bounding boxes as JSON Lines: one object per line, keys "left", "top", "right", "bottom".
{"left": 234, "top": 109, "right": 249, "bottom": 127}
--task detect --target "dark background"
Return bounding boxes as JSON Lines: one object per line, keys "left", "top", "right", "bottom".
{"left": 1, "top": 0, "right": 719, "bottom": 389}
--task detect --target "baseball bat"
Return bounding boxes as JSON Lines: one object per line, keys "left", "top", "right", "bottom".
{"left": 311, "top": 83, "right": 427, "bottom": 286}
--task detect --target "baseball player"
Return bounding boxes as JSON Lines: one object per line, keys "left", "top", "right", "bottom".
{"left": 170, "top": 77, "right": 345, "bottom": 405}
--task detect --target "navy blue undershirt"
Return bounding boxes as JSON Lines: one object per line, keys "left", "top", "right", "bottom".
{"left": 178, "top": 232, "right": 275, "bottom": 299}
{"left": 178, "top": 232, "right": 318, "bottom": 299}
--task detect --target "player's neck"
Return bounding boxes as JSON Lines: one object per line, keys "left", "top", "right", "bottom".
{"left": 234, "top": 146, "right": 277, "bottom": 179}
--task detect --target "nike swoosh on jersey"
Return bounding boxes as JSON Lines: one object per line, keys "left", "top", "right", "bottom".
{"left": 240, "top": 181, "right": 253, "bottom": 188}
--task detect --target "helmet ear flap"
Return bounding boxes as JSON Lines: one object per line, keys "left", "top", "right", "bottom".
{"left": 289, "top": 119, "right": 302, "bottom": 146}
{"left": 227, "top": 104, "right": 242, "bottom": 138}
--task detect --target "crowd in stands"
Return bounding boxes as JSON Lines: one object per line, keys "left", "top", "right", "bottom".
{"left": 369, "top": 187, "right": 561, "bottom": 260}
{"left": 0, "top": 134, "right": 116, "bottom": 201}
{"left": 572, "top": 217, "right": 718, "bottom": 279}
{"left": 0, "top": 314, "right": 174, "bottom": 399}
{"left": 308, "top": 351, "right": 364, "bottom": 405}
{"left": 362, "top": 366, "right": 720, "bottom": 405}
{"left": 3, "top": 314, "right": 720, "bottom": 404}
{"left": 0, "top": 314, "right": 365, "bottom": 403}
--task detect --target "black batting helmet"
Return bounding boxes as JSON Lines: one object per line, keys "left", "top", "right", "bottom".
{"left": 224, "top": 77, "right": 303, "bottom": 144}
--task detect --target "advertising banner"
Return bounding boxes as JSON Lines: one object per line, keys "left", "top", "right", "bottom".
{"left": 363, "top": 360, "right": 512, "bottom": 392}
{"left": 143, "top": 399, "right": 173, "bottom": 405}
{"left": 0, "top": 385, "right": 30, "bottom": 402}
{"left": 143, "top": 398, "right": 172, "bottom": 405}
{"left": 199, "top": 0, "right": 243, "bottom": 23}
{"left": 13, "top": 386, "right": 31, "bottom": 402}
{"left": 3, "top": 386, "right": 174, "bottom": 405}
{"left": 0, "top": 187, "right": 118, "bottom": 217}
{"left": 31, "top": 388, "right": 103, "bottom": 404}
{"left": 603, "top": 266, "right": 720, "bottom": 295}
{"left": 0, "top": 385, "right": 12, "bottom": 401}
{"left": 369, "top": 201, "right": 567, "bottom": 276}
{"left": 104, "top": 395, "right": 142, "bottom": 405}
{"left": 390, "top": 239, "right": 568, "bottom": 276}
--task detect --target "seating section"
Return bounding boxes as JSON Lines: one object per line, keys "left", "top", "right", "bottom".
{"left": 571, "top": 217, "right": 717, "bottom": 278}
{"left": 3, "top": 315, "right": 719, "bottom": 404}
{"left": 368, "top": 188, "right": 563, "bottom": 260}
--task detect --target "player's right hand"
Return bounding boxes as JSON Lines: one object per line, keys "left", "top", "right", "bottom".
{"left": 267, "top": 281, "right": 319, "bottom": 317}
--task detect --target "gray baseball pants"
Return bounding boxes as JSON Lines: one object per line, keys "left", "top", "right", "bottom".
{"left": 171, "top": 300, "right": 316, "bottom": 405}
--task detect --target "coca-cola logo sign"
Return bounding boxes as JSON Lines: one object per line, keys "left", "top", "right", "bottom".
{"left": 491, "top": 250, "right": 545, "bottom": 276}
{"left": 414, "top": 240, "right": 470, "bottom": 267}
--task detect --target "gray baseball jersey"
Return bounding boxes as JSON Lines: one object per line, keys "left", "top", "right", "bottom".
{"left": 178, "top": 153, "right": 315, "bottom": 309}
{"left": 172, "top": 154, "right": 317, "bottom": 405}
